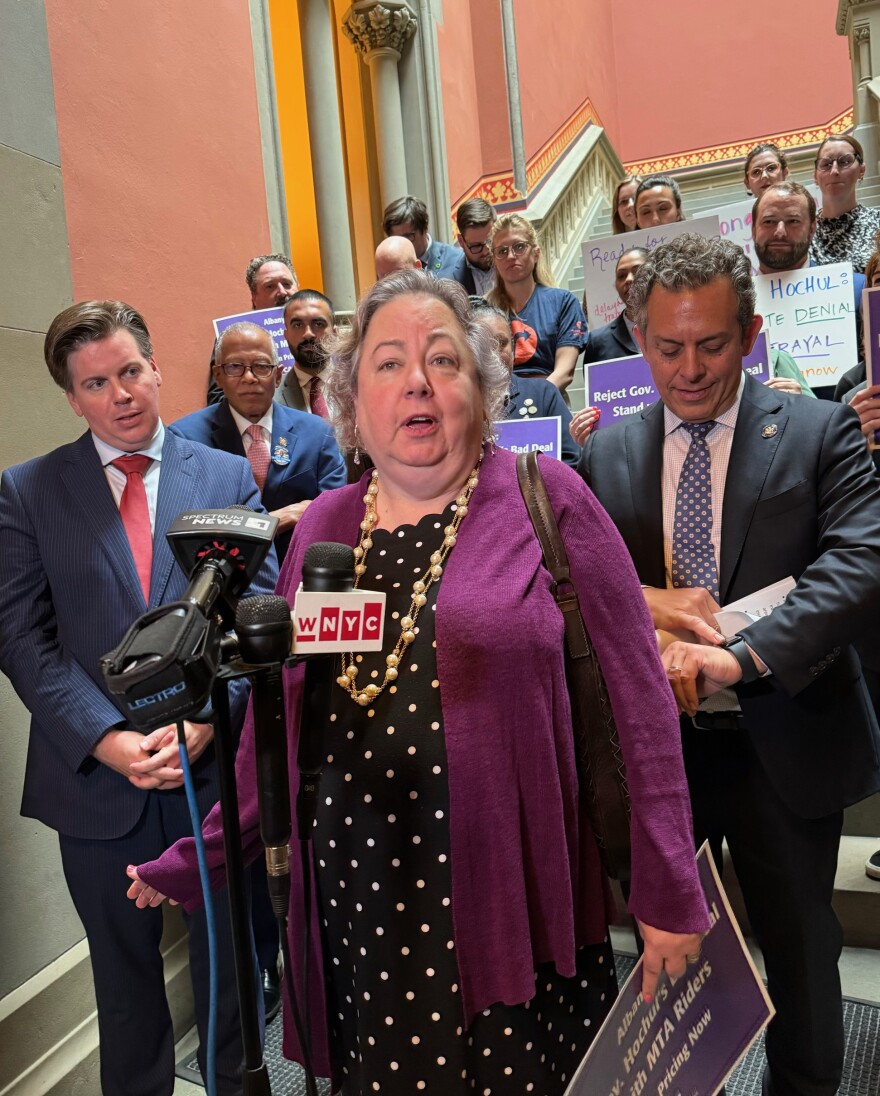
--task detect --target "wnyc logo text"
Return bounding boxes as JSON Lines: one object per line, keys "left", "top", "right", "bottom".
{"left": 292, "top": 588, "right": 386, "bottom": 653}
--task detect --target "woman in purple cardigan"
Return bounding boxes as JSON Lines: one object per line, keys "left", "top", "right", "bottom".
{"left": 129, "top": 271, "right": 709, "bottom": 1094}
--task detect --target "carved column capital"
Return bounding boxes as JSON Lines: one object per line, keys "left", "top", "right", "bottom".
{"left": 856, "top": 24, "right": 872, "bottom": 42}
{"left": 342, "top": 2, "right": 418, "bottom": 60}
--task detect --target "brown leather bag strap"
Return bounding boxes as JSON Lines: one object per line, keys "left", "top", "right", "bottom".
{"left": 516, "top": 450, "right": 590, "bottom": 661}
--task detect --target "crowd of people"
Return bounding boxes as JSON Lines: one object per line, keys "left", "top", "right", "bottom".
{"left": 2, "top": 132, "right": 880, "bottom": 1096}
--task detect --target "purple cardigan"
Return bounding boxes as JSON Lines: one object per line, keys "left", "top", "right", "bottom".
{"left": 140, "top": 447, "right": 709, "bottom": 1077}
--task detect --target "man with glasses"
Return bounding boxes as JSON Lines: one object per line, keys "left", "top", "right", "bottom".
{"left": 382, "top": 194, "right": 462, "bottom": 279}
{"left": 173, "top": 321, "right": 345, "bottom": 563}
{"left": 452, "top": 197, "right": 497, "bottom": 295}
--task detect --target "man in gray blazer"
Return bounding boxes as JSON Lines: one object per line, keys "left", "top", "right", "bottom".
{"left": 0, "top": 301, "right": 277, "bottom": 1094}
{"left": 579, "top": 235, "right": 880, "bottom": 1096}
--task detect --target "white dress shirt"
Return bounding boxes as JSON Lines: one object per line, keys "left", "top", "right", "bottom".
{"left": 93, "top": 423, "right": 165, "bottom": 533}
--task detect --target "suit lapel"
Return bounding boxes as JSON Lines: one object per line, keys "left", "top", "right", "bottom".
{"left": 61, "top": 433, "right": 146, "bottom": 611}
{"left": 263, "top": 407, "right": 302, "bottom": 496}
{"left": 612, "top": 314, "right": 637, "bottom": 356}
{"left": 625, "top": 402, "right": 666, "bottom": 585}
{"left": 150, "top": 431, "right": 195, "bottom": 606}
{"left": 719, "top": 378, "right": 787, "bottom": 602}
{"left": 212, "top": 403, "right": 246, "bottom": 458}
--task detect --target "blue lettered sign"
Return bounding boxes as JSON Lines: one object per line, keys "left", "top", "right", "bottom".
{"left": 213, "top": 306, "right": 294, "bottom": 370}
{"left": 494, "top": 416, "right": 563, "bottom": 460}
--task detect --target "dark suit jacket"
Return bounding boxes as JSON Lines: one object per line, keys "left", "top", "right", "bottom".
{"left": 580, "top": 375, "right": 880, "bottom": 818}
{"left": 582, "top": 312, "right": 638, "bottom": 364}
{"left": 170, "top": 400, "right": 346, "bottom": 560}
{"left": 0, "top": 430, "right": 278, "bottom": 840}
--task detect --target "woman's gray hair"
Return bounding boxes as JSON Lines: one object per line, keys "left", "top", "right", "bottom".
{"left": 323, "top": 270, "right": 510, "bottom": 450}
{"left": 628, "top": 234, "right": 756, "bottom": 335}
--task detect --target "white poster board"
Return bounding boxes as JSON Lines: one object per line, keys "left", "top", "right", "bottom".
{"left": 582, "top": 216, "right": 721, "bottom": 330}
{"left": 753, "top": 262, "right": 858, "bottom": 388}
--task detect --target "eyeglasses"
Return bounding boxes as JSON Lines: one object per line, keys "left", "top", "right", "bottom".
{"left": 492, "top": 240, "right": 531, "bottom": 260}
{"left": 815, "top": 154, "right": 861, "bottom": 172}
{"left": 747, "top": 163, "right": 783, "bottom": 181}
{"left": 463, "top": 239, "right": 489, "bottom": 256}
{"left": 217, "top": 361, "right": 276, "bottom": 379}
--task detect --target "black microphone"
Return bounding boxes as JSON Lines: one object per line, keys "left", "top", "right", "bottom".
{"left": 297, "top": 542, "right": 356, "bottom": 839}
{"left": 236, "top": 595, "right": 294, "bottom": 916}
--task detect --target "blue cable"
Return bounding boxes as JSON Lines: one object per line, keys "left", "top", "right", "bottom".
{"left": 177, "top": 722, "right": 218, "bottom": 1096}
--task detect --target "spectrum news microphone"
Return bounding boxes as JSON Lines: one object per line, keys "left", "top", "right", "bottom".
{"left": 100, "top": 507, "right": 278, "bottom": 729}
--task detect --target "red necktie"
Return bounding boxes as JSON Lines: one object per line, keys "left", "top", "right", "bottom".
{"left": 111, "top": 455, "right": 153, "bottom": 602}
{"left": 309, "top": 376, "right": 330, "bottom": 420}
{"left": 246, "top": 424, "right": 270, "bottom": 491}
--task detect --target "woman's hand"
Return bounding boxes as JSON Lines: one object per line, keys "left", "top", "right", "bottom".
{"left": 764, "top": 376, "right": 803, "bottom": 396}
{"left": 126, "top": 865, "right": 177, "bottom": 909}
{"left": 849, "top": 384, "right": 880, "bottom": 441}
{"left": 569, "top": 407, "right": 600, "bottom": 446}
{"left": 636, "top": 920, "right": 706, "bottom": 1002}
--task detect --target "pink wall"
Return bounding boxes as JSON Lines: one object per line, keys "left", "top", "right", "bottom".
{"left": 515, "top": 0, "right": 619, "bottom": 157}
{"left": 611, "top": 0, "right": 852, "bottom": 163}
{"left": 437, "top": 0, "right": 486, "bottom": 205}
{"left": 44, "top": 0, "right": 272, "bottom": 419}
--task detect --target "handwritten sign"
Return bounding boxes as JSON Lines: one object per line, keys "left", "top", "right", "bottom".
{"left": 585, "top": 335, "right": 772, "bottom": 428}
{"left": 494, "top": 416, "right": 562, "bottom": 460}
{"left": 702, "top": 197, "right": 757, "bottom": 273}
{"left": 754, "top": 262, "right": 857, "bottom": 387}
{"left": 582, "top": 217, "right": 720, "bottom": 330}
{"left": 564, "top": 844, "right": 774, "bottom": 1096}
{"left": 213, "top": 305, "right": 294, "bottom": 370}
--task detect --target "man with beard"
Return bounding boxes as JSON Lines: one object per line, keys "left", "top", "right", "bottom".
{"left": 276, "top": 289, "right": 336, "bottom": 416}
{"left": 207, "top": 253, "right": 299, "bottom": 405}
{"left": 452, "top": 197, "right": 497, "bottom": 296}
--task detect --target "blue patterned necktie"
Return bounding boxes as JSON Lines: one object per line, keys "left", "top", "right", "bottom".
{"left": 671, "top": 421, "right": 718, "bottom": 600}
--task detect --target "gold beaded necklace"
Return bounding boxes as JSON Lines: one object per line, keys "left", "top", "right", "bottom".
{"left": 337, "top": 453, "right": 483, "bottom": 707}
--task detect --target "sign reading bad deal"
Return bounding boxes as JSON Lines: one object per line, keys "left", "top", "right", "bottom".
{"left": 494, "top": 416, "right": 563, "bottom": 460}
{"left": 581, "top": 216, "right": 720, "bottom": 331}
{"left": 213, "top": 305, "right": 294, "bottom": 370}
{"left": 754, "top": 262, "right": 857, "bottom": 387}
{"left": 585, "top": 334, "right": 771, "bottom": 428}
{"left": 563, "top": 844, "right": 774, "bottom": 1096}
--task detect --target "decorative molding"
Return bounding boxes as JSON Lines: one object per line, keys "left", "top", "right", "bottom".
{"left": 342, "top": 1, "right": 417, "bottom": 59}
{"left": 451, "top": 98, "right": 603, "bottom": 211}
{"left": 623, "top": 107, "right": 854, "bottom": 176}
{"left": 856, "top": 24, "right": 871, "bottom": 43}
{"left": 837, "top": 0, "right": 877, "bottom": 36}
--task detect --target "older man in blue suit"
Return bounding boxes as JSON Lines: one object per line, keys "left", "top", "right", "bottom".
{"left": 172, "top": 322, "right": 346, "bottom": 563}
{"left": 0, "top": 301, "right": 278, "bottom": 1095}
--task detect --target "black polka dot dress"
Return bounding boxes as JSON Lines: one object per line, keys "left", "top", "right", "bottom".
{"left": 314, "top": 508, "right": 618, "bottom": 1095}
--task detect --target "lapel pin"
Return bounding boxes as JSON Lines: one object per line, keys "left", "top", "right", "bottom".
{"left": 761, "top": 424, "right": 778, "bottom": 439}
{"left": 272, "top": 440, "right": 290, "bottom": 466}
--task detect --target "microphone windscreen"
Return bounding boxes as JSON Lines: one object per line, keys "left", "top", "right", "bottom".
{"left": 303, "top": 542, "right": 355, "bottom": 573}
{"left": 236, "top": 594, "right": 292, "bottom": 628}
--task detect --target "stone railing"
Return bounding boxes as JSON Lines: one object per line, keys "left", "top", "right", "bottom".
{"left": 525, "top": 125, "right": 626, "bottom": 286}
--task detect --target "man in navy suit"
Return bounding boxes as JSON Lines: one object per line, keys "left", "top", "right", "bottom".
{"left": 0, "top": 301, "right": 278, "bottom": 1095}
{"left": 582, "top": 247, "right": 646, "bottom": 365}
{"left": 174, "top": 321, "right": 345, "bottom": 563}
{"left": 382, "top": 194, "right": 462, "bottom": 279}
{"left": 580, "top": 235, "right": 880, "bottom": 1096}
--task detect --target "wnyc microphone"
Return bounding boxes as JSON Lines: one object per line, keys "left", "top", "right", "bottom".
{"left": 293, "top": 542, "right": 385, "bottom": 839}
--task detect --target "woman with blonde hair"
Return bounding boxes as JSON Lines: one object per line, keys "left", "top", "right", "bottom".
{"left": 487, "top": 213, "right": 587, "bottom": 391}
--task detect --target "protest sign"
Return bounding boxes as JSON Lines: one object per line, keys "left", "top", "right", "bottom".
{"left": 494, "top": 416, "right": 562, "bottom": 460}
{"left": 581, "top": 217, "right": 720, "bottom": 331}
{"left": 862, "top": 285, "right": 880, "bottom": 447}
{"left": 585, "top": 334, "right": 772, "bottom": 429}
{"left": 564, "top": 844, "right": 774, "bottom": 1096}
{"left": 213, "top": 305, "right": 294, "bottom": 370}
{"left": 754, "top": 262, "right": 857, "bottom": 388}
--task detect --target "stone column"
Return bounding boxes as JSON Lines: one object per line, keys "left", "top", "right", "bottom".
{"left": 297, "top": 0, "right": 357, "bottom": 308}
{"left": 837, "top": 0, "right": 880, "bottom": 175}
{"left": 343, "top": 1, "right": 417, "bottom": 208}
{"left": 500, "top": 0, "right": 528, "bottom": 198}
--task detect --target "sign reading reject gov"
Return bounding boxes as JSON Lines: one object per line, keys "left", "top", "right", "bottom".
{"left": 564, "top": 845, "right": 774, "bottom": 1096}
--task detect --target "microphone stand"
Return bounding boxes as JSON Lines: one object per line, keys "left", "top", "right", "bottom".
{"left": 211, "top": 678, "right": 273, "bottom": 1095}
